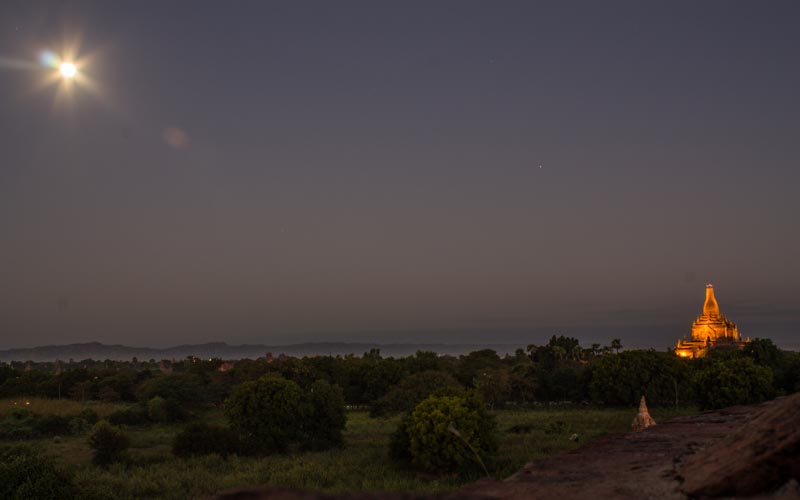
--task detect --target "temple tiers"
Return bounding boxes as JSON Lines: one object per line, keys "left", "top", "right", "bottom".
{"left": 675, "top": 284, "right": 749, "bottom": 358}
{"left": 692, "top": 284, "right": 740, "bottom": 342}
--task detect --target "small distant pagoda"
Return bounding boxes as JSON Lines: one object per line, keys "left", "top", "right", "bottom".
{"left": 675, "top": 284, "right": 749, "bottom": 358}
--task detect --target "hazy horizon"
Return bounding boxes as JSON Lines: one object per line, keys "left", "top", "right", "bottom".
{"left": 2, "top": 295, "right": 799, "bottom": 352}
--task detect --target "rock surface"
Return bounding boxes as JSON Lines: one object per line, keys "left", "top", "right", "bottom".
{"left": 214, "top": 393, "right": 800, "bottom": 500}
{"left": 464, "top": 393, "right": 800, "bottom": 499}
{"left": 679, "top": 391, "right": 800, "bottom": 497}
{"left": 212, "top": 489, "right": 493, "bottom": 500}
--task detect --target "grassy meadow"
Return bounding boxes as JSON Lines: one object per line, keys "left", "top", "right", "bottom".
{"left": 1, "top": 398, "right": 696, "bottom": 499}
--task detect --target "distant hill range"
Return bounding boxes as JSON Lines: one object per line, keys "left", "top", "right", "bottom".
{"left": 0, "top": 341, "right": 521, "bottom": 362}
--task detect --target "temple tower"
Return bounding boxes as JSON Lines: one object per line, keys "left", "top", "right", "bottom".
{"left": 675, "top": 284, "right": 748, "bottom": 358}
{"left": 702, "top": 284, "right": 720, "bottom": 317}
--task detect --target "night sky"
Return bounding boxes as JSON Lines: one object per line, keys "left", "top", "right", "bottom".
{"left": 1, "top": 1, "right": 799, "bottom": 350}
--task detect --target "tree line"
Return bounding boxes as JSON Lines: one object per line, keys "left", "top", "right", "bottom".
{"left": 1, "top": 336, "right": 797, "bottom": 413}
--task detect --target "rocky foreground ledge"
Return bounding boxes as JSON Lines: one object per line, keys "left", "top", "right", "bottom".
{"left": 215, "top": 393, "right": 800, "bottom": 500}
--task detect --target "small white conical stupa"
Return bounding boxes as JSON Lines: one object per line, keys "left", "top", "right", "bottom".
{"left": 631, "top": 395, "right": 656, "bottom": 431}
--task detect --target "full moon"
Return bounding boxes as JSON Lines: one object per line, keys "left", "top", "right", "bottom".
{"left": 59, "top": 62, "right": 77, "bottom": 78}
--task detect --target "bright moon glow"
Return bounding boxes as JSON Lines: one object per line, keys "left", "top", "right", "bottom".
{"left": 59, "top": 62, "right": 77, "bottom": 78}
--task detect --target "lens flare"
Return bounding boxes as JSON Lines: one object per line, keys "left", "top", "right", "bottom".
{"left": 59, "top": 62, "right": 77, "bottom": 78}
{"left": 38, "top": 50, "right": 59, "bottom": 68}
{"left": 20, "top": 40, "right": 110, "bottom": 112}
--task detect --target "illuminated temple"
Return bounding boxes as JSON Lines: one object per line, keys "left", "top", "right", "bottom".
{"left": 675, "top": 284, "right": 749, "bottom": 358}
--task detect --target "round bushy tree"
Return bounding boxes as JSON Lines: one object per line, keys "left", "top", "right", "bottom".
{"left": 392, "top": 391, "right": 497, "bottom": 475}
{"left": 224, "top": 375, "right": 307, "bottom": 453}
{"left": 693, "top": 357, "right": 774, "bottom": 410}
{"left": 146, "top": 396, "right": 169, "bottom": 423}
{"left": 88, "top": 421, "right": 129, "bottom": 466}
{"left": 304, "top": 380, "right": 347, "bottom": 450}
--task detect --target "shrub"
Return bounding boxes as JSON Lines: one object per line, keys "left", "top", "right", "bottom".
{"left": 0, "top": 444, "right": 30, "bottom": 463}
{"left": 68, "top": 408, "right": 99, "bottom": 434}
{"left": 136, "top": 374, "right": 204, "bottom": 408}
{"left": 0, "top": 449, "right": 75, "bottom": 499}
{"left": 389, "top": 413, "right": 413, "bottom": 463}
{"left": 8, "top": 407, "right": 32, "bottom": 421}
{"left": 88, "top": 421, "right": 130, "bottom": 465}
{"left": 304, "top": 380, "right": 347, "bottom": 450}
{"left": 33, "top": 414, "right": 72, "bottom": 436}
{"left": 0, "top": 409, "right": 37, "bottom": 440}
{"left": 78, "top": 408, "right": 99, "bottom": 425}
{"left": 225, "top": 375, "right": 307, "bottom": 454}
{"left": 172, "top": 423, "right": 240, "bottom": 457}
{"left": 544, "top": 420, "right": 569, "bottom": 435}
{"left": 146, "top": 396, "right": 168, "bottom": 422}
{"left": 391, "top": 391, "right": 497, "bottom": 475}
{"left": 693, "top": 357, "right": 775, "bottom": 410}
{"left": 108, "top": 406, "right": 150, "bottom": 426}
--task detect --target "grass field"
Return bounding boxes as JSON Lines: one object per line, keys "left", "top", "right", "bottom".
{"left": 0, "top": 397, "right": 126, "bottom": 419}
{"left": 2, "top": 401, "right": 696, "bottom": 499}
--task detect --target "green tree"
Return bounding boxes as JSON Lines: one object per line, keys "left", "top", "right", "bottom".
{"left": 475, "top": 367, "right": 511, "bottom": 409}
{"left": 0, "top": 366, "right": 18, "bottom": 388}
{"left": 404, "top": 350, "right": 445, "bottom": 373}
{"left": 527, "top": 336, "right": 582, "bottom": 369}
{"left": 224, "top": 375, "right": 307, "bottom": 453}
{"left": 782, "top": 351, "right": 800, "bottom": 393}
{"left": 693, "top": 357, "right": 774, "bottom": 410}
{"left": 391, "top": 391, "right": 497, "bottom": 475}
{"left": 455, "top": 349, "right": 503, "bottom": 387}
{"left": 587, "top": 350, "right": 690, "bottom": 406}
{"left": 304, "top": 380, "right": 347, "bottom": 450}
{"left": 88, "top": 421, "right": 130, "bottom": 466}
{"left": 146, "top": 396, "right": 183, "bottom": 423}
{"left": 742, "top": 338, "right": 782, "bottom": 370}
{"left": 507, "top": 363, "right": 537, "bottom": 404}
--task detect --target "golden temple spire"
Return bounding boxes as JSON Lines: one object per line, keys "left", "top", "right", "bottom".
{"left": 675, "top": 284, "right": 746, "bottom": 358}
{"left": 703, "top": 283, "right": 720, "bottom": 317}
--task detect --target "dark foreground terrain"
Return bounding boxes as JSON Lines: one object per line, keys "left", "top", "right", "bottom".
{"left": 217, "top": 392, "right": 800, "bottom": 500}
